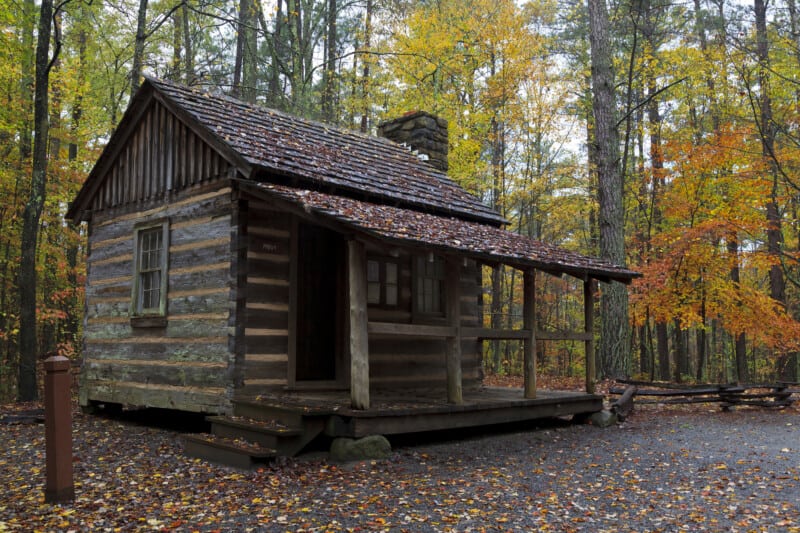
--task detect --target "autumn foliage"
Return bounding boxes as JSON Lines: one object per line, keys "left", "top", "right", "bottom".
{"left": 3, "top": 0, "right": 800, "bottom": 399}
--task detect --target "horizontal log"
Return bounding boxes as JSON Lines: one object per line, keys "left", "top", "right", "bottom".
{"left": 87, "top": 358, "right": 227, "bottom": 369}
{"left": 94, "top": 187, "right": 232, "bottom": 229}
{"left": 463, "top": 328, "right": 530, "bottom": 340}
{"left": 89, "top": 275, "right": 130, "bottom": 287}
{"left": 246, "top": 302, "right": 289, "bottom": 312}
{"left": 368, "top": 322, "right": 456, "bottom": 337}
{"left": 83, "top": 379, "right": 228, "bottom": 413}
{"left": 248, "top": 227, "right": 290, "bottom": 239}
{"left": 83, "top": 360, "right": 228, "bottom": 388}
{"left": 245, "top": 308, "right": 288, "bottom": 329}
{"left": 170, "top": 236, "right": 229, "bottom": 254}
{"left": 171, "top": 214, "right": 231, "bottom": 232}
{"left": 170, "top": 241, "right": 230, "bottom": 271}
{"left": 243, "top": 378, "right": 287, "bottom": 387}
{"left": 245, "top": 335, "right": 288, "bottom": 355}
{"left": 245, "top": 353, "right": 288, "bottom": 363}
{"left": 169, "top": 287, "right": 229, "bottom": 299}
{"left": 83, "top": 341, "right": 229, "bottom": 362}
{"left": 86, "top": 335, "right": 228, "bottom": 345}
{"left": 608, "top": 386, "right": 746, "bottom": 396}
{"left": 247, "top": 251, "right": 289, "bottom": 263}
{"left": 535, "top": 331, "right": 593, "bottom": 341}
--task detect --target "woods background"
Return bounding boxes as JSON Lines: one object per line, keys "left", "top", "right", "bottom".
{"left": 3, "top": 0, "right": 800, "bottom": 401}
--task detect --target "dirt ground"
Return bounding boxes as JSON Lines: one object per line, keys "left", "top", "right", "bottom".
{"left": 1, "top": 400, "right": 798, "bottom": 532}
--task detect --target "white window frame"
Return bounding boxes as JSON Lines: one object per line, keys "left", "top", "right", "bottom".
{"left": 131, "top": 220, "right": 169, "bottom": 319}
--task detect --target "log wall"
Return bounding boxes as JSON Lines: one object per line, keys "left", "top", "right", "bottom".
{"left": 367, "top": 256, "right": 483, "bottom": 391}
{"left": 239, "top": 201, "right": 292, "bottom": 394}
{"left": 82, "top": 185, "right": 236, "bottom": 411}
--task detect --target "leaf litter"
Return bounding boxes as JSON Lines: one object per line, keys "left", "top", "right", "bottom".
{"left": 0, "top": 401, "right": 798, "bottom": 532}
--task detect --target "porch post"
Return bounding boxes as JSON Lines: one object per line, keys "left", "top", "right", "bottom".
{"left": 348, "top": 239, "right": 370, "bottom": 409}
{"left": 523, "top": 269, "right": 536, "bottom": 399}
{"left": 584, "top": 279, "right": 596, "bottom": 394}
{"left": 445, "top": 257, "right": 463, "bottom": 404}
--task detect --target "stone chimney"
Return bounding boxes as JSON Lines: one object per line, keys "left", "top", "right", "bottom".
{"left": 378, "top": 111, "right": 448, "bottom": 172}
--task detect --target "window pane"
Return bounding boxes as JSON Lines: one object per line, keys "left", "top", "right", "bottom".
{"left": 385, "top": 262, "right": 397, "bottom": 284}
{"left": 367, "top": 282, "right": 381, "bottom": 304}
{"left": 367, "top": 260, "right": 380, "bottom": 282}
{"left": 141, "top": 270, "right": 160, "bottom": 310}
{"left": 136, "top": 227, "right": 165, "bottom": 314}
{"left": 386, "top": 284, "right": 398, "bottom": 306}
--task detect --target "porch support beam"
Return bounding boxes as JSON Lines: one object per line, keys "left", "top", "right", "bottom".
{"left": 348, "top": 239, "right": 370, "bottom": 410}
{"left": 445, "top": 257, "right": 463, "bottom": 404}
{"left": 584, "top": 279, "right": 596, "bottom": 394}
{"left": 523, "top": 269, "right": 536, "bottom": 399}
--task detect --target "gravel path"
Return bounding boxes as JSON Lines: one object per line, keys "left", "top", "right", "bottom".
{"left": 1, "top": 403, "right": 798, "bottom": 532}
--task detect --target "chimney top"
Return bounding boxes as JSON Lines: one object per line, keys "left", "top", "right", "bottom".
{"left": 378, "top": 111, "right": 449, "bottom": 173}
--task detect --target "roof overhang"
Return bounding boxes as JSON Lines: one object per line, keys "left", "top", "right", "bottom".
{"left": 241, "top": 182, "right": 640, "bottom": 284}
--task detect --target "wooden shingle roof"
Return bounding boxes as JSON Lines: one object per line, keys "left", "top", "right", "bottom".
{"left": 147, "top": 77, "right": 505, "bottom": 225}
{"left": 245, "top": 183, "right": 639, "bottom": 283}
{"left": 68, "top": 77, "right": 638, "bottom": 282}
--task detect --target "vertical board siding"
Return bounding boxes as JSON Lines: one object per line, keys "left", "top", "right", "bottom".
{"left": 241, "top": 204, "right": 291, "bottom": 393}
{"left": 90, "top": 100, "right": 230, "bottom": 213}
{"left": 82, "top": 181, "right": 235, "bottom": 414}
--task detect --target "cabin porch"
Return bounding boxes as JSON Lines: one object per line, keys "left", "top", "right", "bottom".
{"left": 232, "top": 386, "right": 603, "bottom": 439}
{"left": 183, "top": 385, "right": 603, "bottom": 468}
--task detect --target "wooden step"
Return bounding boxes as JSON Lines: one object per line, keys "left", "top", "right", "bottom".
{"left": 207, "top": 415, "right": 315, "bottom": 456}
{"left": 182, "top": 433, "right": 276, "bottom": 469}
{"left": 233, "top": 400, "right": 307, "bottom": 426}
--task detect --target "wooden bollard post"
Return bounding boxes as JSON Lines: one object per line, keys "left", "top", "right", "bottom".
{"left": 44, "top": 355, "right": 74, "bottom": 503}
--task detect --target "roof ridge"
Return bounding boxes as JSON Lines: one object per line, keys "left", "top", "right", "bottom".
{"left": 143, "top": 76, "right": 506, "bottom": 225}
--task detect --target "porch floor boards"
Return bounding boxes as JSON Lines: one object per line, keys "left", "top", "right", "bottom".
{"left": 235, "top": 387, "right": 603, "bottom": 438}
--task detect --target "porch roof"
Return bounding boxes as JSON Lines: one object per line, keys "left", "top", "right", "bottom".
{"left": 246, "top": 183, "right": 639, "bottom": 284}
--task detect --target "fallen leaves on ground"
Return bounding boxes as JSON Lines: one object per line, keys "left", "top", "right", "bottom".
{"left": 0, "top": 401, "right": 798, "bottom": 532}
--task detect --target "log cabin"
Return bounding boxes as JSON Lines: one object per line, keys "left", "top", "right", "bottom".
{"left": 67, "top": 77, "right": 638, "bottom": 457}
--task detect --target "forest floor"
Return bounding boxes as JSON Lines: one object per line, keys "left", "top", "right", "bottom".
{"left": 1, "top": 386, "right": 799, "bottom": 532}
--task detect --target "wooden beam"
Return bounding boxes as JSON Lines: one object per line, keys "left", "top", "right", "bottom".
{"left": 584, "top": 279, "right": 596, "bottom": 394}
{"left": 445, "top": 258, "right": 463, "bottom": 404}
{"left": 348, "top": 239, "right": 370, "bottom": 410}
{"left": 523, "top": 270, "right": 536, "bottom": 399}
{"left": 368, "top": 322, "right": 456, "bottom": 338}
{"left": 463, "top": 328, "right": 529, "bottom": 340}
{"left": 535, "top": 331, "right": 593, "bottom": 341}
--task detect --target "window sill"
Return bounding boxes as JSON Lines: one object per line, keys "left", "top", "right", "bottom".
{"left": 130, "top": 316, "right": 167, "bottom": 328}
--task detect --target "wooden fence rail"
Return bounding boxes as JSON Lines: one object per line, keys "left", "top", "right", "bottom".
{"left": 608, "top": 381, "right": 798, "bottom": 411}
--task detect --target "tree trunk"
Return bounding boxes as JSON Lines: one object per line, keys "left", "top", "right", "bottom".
{"left": 171, "top": 7, "right": 182, "bottom": 78}
{"left": 267, "top": 0, "right": 285, "bottom": 108}
{"left": 490, "top": 265, "right": 504, "bottom": 372}
{"left": 673, "top": 318, "right": 687, "bottom": 382}
{"left": 130, "top": 0, "right": 148, "bottom": 97}
{"left": 18, "top": 0, "right": 55, "bottom": 401}
{"left": 182, "top": 2, "right": 193, "bottom": 83}
{"left": 587, "top": 0, "right": 629, "bottom": 378}
{"left": 656, "top": 321, "right": 669, "bottom": 381}
{"left": 233, "top": 0, "right": 257, "bottom": 101}
{"left": 322, "top": 0, "right": 337, "bottom": 122}
{"left": 19, "top": 0, "right": 35, "bottom": 163}
{"left": 696, "top": 290, "right": 707, "bottom": 381}
{"left": 755, "top": 0, "right": 793, "bottom": 381}
{"left": 359, "top": 0, "right": 373, "bottom": 133}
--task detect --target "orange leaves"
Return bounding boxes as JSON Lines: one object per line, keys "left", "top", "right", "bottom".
{"left": 631, "top": 118, "right": 800, "bottom": 355}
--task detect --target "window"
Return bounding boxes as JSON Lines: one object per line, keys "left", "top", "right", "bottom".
{"left": 132, "top": 222, "right": 169, "bottom": 320}
{"left": 415, "top": 254, "right": 444, "bottom": 315}
{"left": 367, "top": 258, "right": 399, "bottom": 307}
